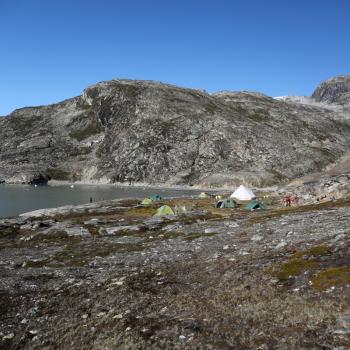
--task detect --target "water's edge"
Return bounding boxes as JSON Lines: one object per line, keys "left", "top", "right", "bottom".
{"left": 0, "top": 184, "right": 213, "bottom": 219}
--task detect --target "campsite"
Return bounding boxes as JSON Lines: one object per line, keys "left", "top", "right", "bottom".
{"left": 139, "top": 184, "right": 268, "bottom": 217}
{"left": 2, "top": 1, "right": 350, "bottom": 349}
{"left": 1, "top": 183, "right": 350, "bottom": 349}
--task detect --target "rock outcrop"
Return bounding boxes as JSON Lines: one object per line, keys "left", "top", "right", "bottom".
{"left": 1, "top": 77, "right": 350, "bottom": 187}
{"left": 312, "top": 75, "right": 350, "bottom": 105}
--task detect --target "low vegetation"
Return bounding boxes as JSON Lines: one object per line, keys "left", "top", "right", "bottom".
{"left": 69, "top": 119, "right": 103, "bottom": 141}
{"left": 312, "top": 266, "right": 350, "bottom": 291}
{"left": 1, "top": 197, "right": 350, "bottom": 349}
{"left": 47, "top": 167, "right": 71, "bottom": 180}
{"left": 273, "top": 258, "right": 319, "bottom": 281}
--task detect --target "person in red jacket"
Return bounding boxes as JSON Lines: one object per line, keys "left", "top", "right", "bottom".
{"left": 284, "top": 195, "right": 292, "bottom": 207}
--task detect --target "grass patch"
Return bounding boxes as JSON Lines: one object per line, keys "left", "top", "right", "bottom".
{"left": 311, "top": 266, "right": 350, "bottom": 290}
{"left": 293, "top": 245, "right": 332, "bottom": 259}
{"left": 25, "top": 260, "right": 48, "bottom": 268}
{"left": 205, "top": 101, "right": 219, "bottom": 114}
{"left": 69, "top": 120, "right": 103, "bottom": 141}
{"left": 268, "top": 243, "right": 350, "bottom": 292}
{"left": 125, "top": 206, "right": 158, "bottom": 218}
{"left": 54, "top": 201, "right": 139, "bottom": 222}
{"left": 270, "top": 245, "right": 333, "bottom": 281}
{"left": 25, "top": 242, "right": 145, "bottom": 268}
{"left": 273, "top": 258, "right": 318, "bottom": 281}
{"left": 124, "top": 269, "right": 159, "bottom": 293}
{"left": 247, "top": 199, "right": 350, "bottom": 226}
{"left": 247, "top": 112, "right": 269, "bottom": 122}
{"left": 183, "top": 231, "right": 218, "bottom": 241}
{"left": 8, "top": 115, "right": 40, "bottom": 133}
{"left": 20, "top": 231, "right": 79, "bottom": 247}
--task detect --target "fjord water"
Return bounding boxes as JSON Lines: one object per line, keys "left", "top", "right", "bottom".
{"left": 0, "top": 184, "right": 202, "bottom": 218}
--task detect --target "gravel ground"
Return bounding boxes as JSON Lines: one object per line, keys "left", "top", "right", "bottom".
{"left": 0, "top": 198, "right": 350, "bottom": 349}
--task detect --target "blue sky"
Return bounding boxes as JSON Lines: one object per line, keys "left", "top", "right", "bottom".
{"left": 1, "top": 0, "right": 350, "bottom": 115}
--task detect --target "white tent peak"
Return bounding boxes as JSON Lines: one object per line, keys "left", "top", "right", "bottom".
{"left": 230, "top": 185, "right": 255, "bottom": 201}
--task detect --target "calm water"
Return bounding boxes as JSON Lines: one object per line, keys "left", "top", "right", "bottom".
{"left": 0, "top": 184, "right": 203, "bottom": 218}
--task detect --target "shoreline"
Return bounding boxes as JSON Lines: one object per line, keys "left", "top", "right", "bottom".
{"left": 0, "top": 181, "right": 281, "bottom": 219}
{"left": 48, "top": 180, "right": 210, "bottom": 191}
{"left": 0, "top": 183, "right": 222, "bottom": 219}
{"left": 2, "top": 179, "right": 279, "bottom": 193}
{"left": 1, "top": 180, "right": 232, "bottom": 192}
{"left": 0, "top": 180, "right": 278, "bottom": 193}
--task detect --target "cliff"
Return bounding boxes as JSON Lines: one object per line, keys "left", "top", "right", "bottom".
{"left": 1, "top": 77, "right": 350, "bottom": 187}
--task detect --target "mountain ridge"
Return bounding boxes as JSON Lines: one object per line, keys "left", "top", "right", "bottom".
{"left": 1, "top": 76, "right": 350, "bottom": 187}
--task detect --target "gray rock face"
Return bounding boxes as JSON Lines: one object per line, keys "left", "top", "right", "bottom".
{"left": 1, "top": 78, "right": 350, "bottom": 187}
{"left": 312, "top": 75, "right": 350, "bottom": 104}
{"left": 0, "top": 96, "right": 105, "bottom": 184}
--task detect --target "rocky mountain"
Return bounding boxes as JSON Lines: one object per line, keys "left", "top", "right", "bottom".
{"left": 312, "top": 75, "right": 350, "bottom": 105}
{"left": 1, "top": 76, "right": 350, "bottom": 187}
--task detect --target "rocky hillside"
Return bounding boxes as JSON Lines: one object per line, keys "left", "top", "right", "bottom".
{"left": 312, "top": 75, "right": 350, "bottom": 105}
{"left": 1, "top": 77, "right": 350, "bottom": 187}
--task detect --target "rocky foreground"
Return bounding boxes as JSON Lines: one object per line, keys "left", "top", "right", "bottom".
{"left": 1, "top": 197, "right": 350, "bottom": 349}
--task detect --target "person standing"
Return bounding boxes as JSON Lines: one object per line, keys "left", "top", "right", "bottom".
{"left": 284, "top": 195, "right": 291, "bottom": 207}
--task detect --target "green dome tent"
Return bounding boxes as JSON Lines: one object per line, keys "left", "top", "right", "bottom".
{"left": 150, "top": 195, "right": 162, "bottom": 201}
{"left": 154, "top": 205, "right": 175, "bottom": 216}
{"left": 141, "top": 198, "right": 154, "bottom": 205}
{"left": 245, "top": 200, "right": 265, "bottom": 210}
{"left": 216, "top": 198, "right": 238, "bottom": 209}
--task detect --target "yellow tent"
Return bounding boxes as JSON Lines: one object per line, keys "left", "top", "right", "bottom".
{"left": 141, "top": 198, "right": 153, "bottom": 205}
{"left": 154, "top": 205, "right": 175, "bottom": 216}
{"left": 198, "top": 192, "right": 210, "bottom": 199}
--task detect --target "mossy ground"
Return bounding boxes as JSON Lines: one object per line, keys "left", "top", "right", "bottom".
{"left": 273, "top": 258, "right": 319, "bottom": 281}
{"left": 312, "top": 266, "right": 350, "bottom": 291}
{"left": 293, "top": 244, "right": 332, "bottom": 258}
{"left": 269, "top": 243, "right": 350, "bottom": 291}
{"left": 25, "top": 241, "right": 145, "bottom": 268}
{"left": 2, "top": 197, "right": 350, "bottom": 349}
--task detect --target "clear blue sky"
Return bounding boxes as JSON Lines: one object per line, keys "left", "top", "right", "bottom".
{"left": 1, "top": 0, "right": 350, "bottom": 115}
